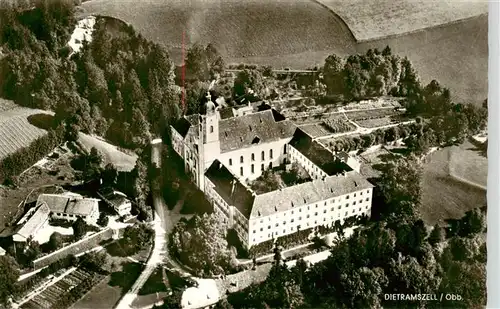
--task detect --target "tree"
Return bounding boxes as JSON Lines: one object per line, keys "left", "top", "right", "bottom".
{"left": 80, "top": 251, "right": 108, "bottom": 272}
{"left": 0, "top": 255, "right": 20, "bottom": 307}
{"left": 233, "top": 69, "right": 265, "bottom": 99}
{"left": 376, "top": 156, "right": 422, "bottom": 222}
{"left": 101, "top": 163, "right": 118, "bottom": 186}
{"left": 97, "top": 212, "right": 109, "bottom": 227}
{"left": 428, "top": 224, "right": 445, "bottom": 246}
{"left": 323, "top": 54, "right": 344, "bottom": 94}
{"left": 123, "top": 222, "right": 154, "bottom": 254}
{"left": 72, "top": 217, "right": 87, "bottom": 240}
{"left": 170, "top": 213, "right": 235, "bottom": 277}
{"left": 48, "top": 232, "right": 64, "bottom": 251}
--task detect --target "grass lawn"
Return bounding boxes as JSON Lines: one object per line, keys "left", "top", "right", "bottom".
{"left": 419, "top": 143, "right": 486, "bottom": 226}
{"left": 448, "top": 141, "right": 487, "bottom": 188}
{"left": 78, "top": 133, "right": 137, "bottom": 172}
{"left": 0, "top": 151, "right": 77, "bottom": 229}
{"left": 138, "top": 266, "right": 169, "bottom": 296}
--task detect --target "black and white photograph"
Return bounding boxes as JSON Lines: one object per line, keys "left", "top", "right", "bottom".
{"left": 0, "top": 0, "right": 490, "bottom": 308}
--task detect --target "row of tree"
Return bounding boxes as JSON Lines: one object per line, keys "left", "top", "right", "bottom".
{"left": 0, "top": 125, "right": 65, "bottom": 184}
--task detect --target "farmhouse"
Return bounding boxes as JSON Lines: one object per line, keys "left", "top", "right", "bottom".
{"left": 11, "top": 193, "right": 100, "bottom": 243}
{"left": 97, "top": 187, "right": 132, "bottom": 217}
{"left": 170, "top": 93, "right": 374, "bottom": 248}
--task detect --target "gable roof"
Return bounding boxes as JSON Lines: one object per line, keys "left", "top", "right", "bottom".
{"left": 250, "top": 171, "right": 374, "bottom": 218}
{"left": 205, "top": 160, "right": 255, "bottom": 219}
{"left": 172, "top": 117, "right": 193, "bottom": 138}
{"left": 16, "top": 203, "right": 51, "bottom": 240}
{"left": 218, "top": 109, "right": 295, "bottom": 153}
{"left": 289, "top": 129, "right": 352, "bottom": 176}
{"left": 36, "top": 194, "right": 98, "bottom": 216}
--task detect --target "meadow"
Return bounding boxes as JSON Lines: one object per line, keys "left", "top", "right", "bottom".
{"left": 419, "top": 143, "right": 487, "bottom": 226}
{"left": 78, "top": 133, "right": 137, "bottom": 172}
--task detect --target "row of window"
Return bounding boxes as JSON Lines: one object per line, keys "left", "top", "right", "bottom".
{"left": 252, "top": 204, "right": 370, "bottom": 234}
{"left": 251, "top": 208, "right": 370, "bottom": 243}
{"left": 237, "top": 162, "right": 273, "bottom": 176}
{"left": 256, "top": 196, "right": 371, "bottom": 224}
{"left": 229, "top": 149, "right": 277, "bottom": 167}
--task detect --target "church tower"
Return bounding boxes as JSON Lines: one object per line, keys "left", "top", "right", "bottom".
{"left": 197, "top": 92, "right": 221, "bottom": 191}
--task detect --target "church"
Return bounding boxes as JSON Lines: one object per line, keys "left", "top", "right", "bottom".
{"left": 171, "top": 93, "right": 374, "bottom": 248}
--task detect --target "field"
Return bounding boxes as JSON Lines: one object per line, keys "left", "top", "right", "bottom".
{"left": 419, "top": 142, "right": 487, "bottom": 226}
{"left": 79, "top": 0, "right": 355, "bottom": 63}
{"left": 21, "top": 268, "right": 105, "bottom": 309}
{"left": 344, "top": 108, "right": 401, "bottom": 121}
{"left": 298, "top": 123, "right": 334, "bottom": 138}
{"left": 0, "top": 98, "right": 54, "bottom": 160}
{"left": 78, "top": 133, "right": 137, "bottom": 172}
{"left": 322, "top": 114, "right": 356, "bottom": 133}
{"left": 78, "top": 1, "right": 488, "bottom": 104}
{"left": 316, "top": 0, "right": 488, "bottom": 42}
{"left": 354, "top": 117, "right": 397, "bottom": 128}
{"left": 71, "top": 262, "right": 144, "bottom": 309}
{"left": 448, "top": 141, "right": 487, "bottom": 189}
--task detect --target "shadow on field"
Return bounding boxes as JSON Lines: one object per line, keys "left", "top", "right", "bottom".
{"left": 27, "top": 113, "right": 56, "bottom": 130}
{"left": 109, "top": 262, "right": 144, "bottom": 295}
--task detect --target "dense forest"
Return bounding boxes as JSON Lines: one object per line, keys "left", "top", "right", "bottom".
{"left": 0, "top": 0, "right": 180, "bottom": 150}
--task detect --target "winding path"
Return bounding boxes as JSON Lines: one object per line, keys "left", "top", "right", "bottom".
{"left": 115, "top": 139, "right": 192, "bottom": 309}
{"left": 114, "top": 139, "right": 167, "bottom": 309}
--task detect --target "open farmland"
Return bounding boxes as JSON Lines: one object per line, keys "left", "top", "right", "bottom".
{"left": 79, "top": 0, "right": 488, "bottom": 104}
{"left": 0, "top": 99, "right": 54, "bottom": 160}
{"left": 419, "top": 143, "right": 487, "bottom": 226}
{"left": 315, "top": 0, "right": 487, "bottom": 42}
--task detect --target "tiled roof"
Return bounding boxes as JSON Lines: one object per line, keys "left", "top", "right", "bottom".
{"left": 36, "top": 193, "right": 98, "bottom": 216}
{"left": 172, "top": 117, "right": 193, "bottom": 138}
{"left": 289, "top": 129, "right": 352, "bottom": 176}
{"left": 250, "top": 171, "right": 373, "bottom": 218}
{"left": 16, "top": 204, "right": 51, "bottom": 240}
{"left": 219, "top": 110, "right": 295, "bottom": 153}
{"left": 37, "top": 194, "right": 68, "bottom": 213}
{"left": 65, "top": 199, "right": 98, "bottom": 216}
{"left": 205, "top": 160, "right": 255, "bottom": 219}
{"left": 219, "top": 107, "right": 234, "bottom": 119}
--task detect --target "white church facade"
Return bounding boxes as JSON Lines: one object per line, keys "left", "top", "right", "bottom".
{"left": 171, "top": 94, "right": 374, "bottom": 248}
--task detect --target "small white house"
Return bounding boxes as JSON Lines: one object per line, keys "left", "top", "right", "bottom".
{"left": 97, "top": 188, "right": 132, "bottom": 217}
